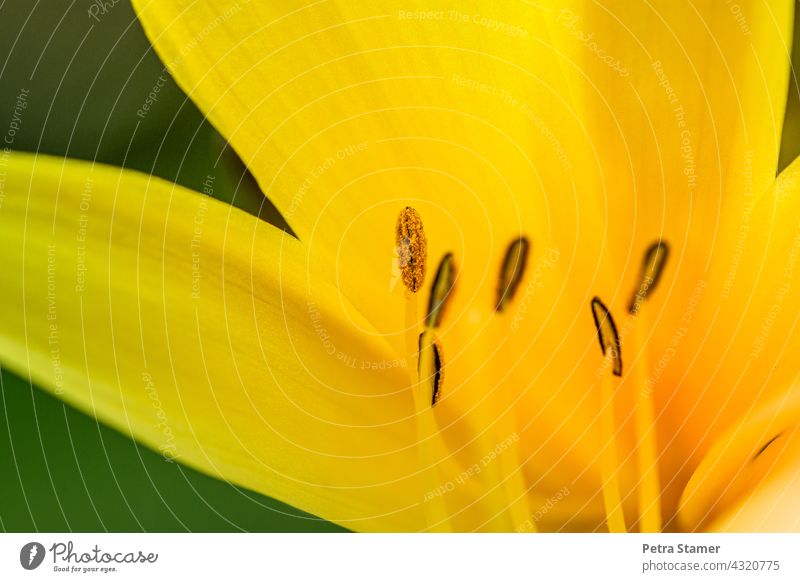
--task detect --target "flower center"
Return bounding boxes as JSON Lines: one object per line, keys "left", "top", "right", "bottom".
{"left": 395, "top": 206, "right": 673, "bottom": 532}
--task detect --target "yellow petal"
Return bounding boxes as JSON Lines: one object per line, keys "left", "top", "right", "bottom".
{"left": 131, "top": 0, "right": 603, "bottom": 346}
{"left": 0, "top": 152, "right": 427, "bottom": 532}
{"left": 708, "top": 436, "right": 800, "bottom": 532}
{"left": 651, "top": 156, "right": 800, "bottom": 524}
{"left": 553, "top": 0, "right": 792, "bottom": 264}
{"left": 679, "top": 390, "right": 800, "bottom": 531}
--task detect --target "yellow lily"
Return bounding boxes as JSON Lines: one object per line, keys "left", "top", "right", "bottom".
{"left": 1, "top": 0, "right": 799, "bottom": 532}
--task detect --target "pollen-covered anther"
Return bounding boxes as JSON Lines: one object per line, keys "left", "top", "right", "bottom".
{"left": 496, "top": 236, "right": 530, "bottom": 312}
{"left": 395, "top": 206, "right": 427, "bottom": 293}
{"left": 418, "top": 330, "right": 444, "bottom": 407}
{"left": 426, "top": 253, "right": 456, "bottom": 328}
{"left": 629, "top": 240, "right": 670, "bottom": 314}
{"left": 591, "top": 297, "right": 622, "bottom": 376}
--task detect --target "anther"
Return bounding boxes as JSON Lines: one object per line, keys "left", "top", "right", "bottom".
{"left": 418, "top": 331, "right": 444, "bottom": 407}
{"left": 629, "top": 240, "right": 670, "bottom": 314}
{"left": 752, "top": 433, "right": 782, "bottom": 462}
{"left": 591, "top": 297, "right": 622, "bottom": 376}
{"left": 496, "top": 236, "right": 530, "bottom": 312}
{"left": 395, "top": 206, "right": 427, "bottom": 293}
{"left": 426, "top": 253, "right": 456, "bottom": 328}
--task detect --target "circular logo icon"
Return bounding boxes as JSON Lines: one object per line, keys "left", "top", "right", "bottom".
{"left": 20, "top": 542, "right": 45, "bottom": 570}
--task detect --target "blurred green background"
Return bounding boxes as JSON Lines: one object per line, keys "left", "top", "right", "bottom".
{"left": 0, "top": 1, "right": 798, "bottom": 533}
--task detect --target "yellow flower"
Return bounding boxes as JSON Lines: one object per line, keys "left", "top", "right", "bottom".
{"left": 1, "top": 0, "right": 799, "bottom": 532}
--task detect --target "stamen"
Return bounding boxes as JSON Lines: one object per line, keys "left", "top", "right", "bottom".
{"left": 623, "top": 243, "right": 667, "bottom": 531}
{"left": 591, "top": 297, "right": 622, "bottom": 376}
{"left": 591, "top": 297, "right": 627, "bottom": 532}
{"left": 396, "top": 206, "right": 427, "bottom": 293}
{"left": 394, "top": 207, "right": 449, "bottom": 531}
{"left": 426, "top": 253, "right": 456, "bottom": 328}
{"left": 628, "top": 241, "right": 669, "bottom": 314}
{"left": 496, "top": 237, "right": 530, "bottom": 312}
{"left": 752, "top": 433, "right": 782, "bottom": 461}
{"left": 418, "top": 331, "right": 444, "bottom": 407}
{"left": 488, "top": 259, "right": 536, "bottom": 531}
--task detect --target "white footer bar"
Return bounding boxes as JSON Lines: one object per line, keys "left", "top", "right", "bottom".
{"left": 1, "top": 533, "right": 797, "bottom": 581}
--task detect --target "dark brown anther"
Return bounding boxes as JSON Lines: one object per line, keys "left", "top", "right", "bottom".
{"left": 752, "top": 433, "right": 782, "bottom": 462}
{"left": 418, "top": 331, "right": 445, "bottom": 407}
{"left": 591, "top": 297, "right": 622, "bottom": 376}
{"left": 426, "top": 253, "right": 456, "bottom": 328}
{"left": 496, "top": 237, "right": 530, "bottom": 312}
{"left": 629, "top": 240, "right": 670, "bottom": 314}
